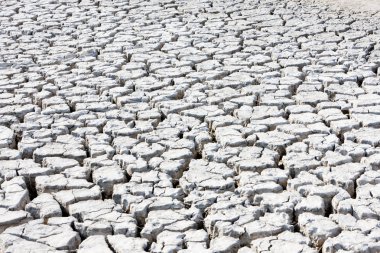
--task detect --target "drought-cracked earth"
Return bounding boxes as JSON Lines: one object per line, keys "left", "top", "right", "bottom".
{"left": 1, "top": 0, "right": 380, "bottom": 252}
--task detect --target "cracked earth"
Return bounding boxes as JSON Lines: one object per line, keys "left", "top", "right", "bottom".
{"left": 1, "top": 0, "right": 380, "bottom": 252}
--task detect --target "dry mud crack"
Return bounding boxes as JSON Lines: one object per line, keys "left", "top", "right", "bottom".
{"left": 1, "top": 0, "right": 380, "bottom": 252}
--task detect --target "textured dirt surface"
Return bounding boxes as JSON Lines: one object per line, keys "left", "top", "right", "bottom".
{"left": 312, "top": 0, "right": 380, "bottom": 13}
{"left": 1, "top": 0, "right": 380, "bottom": 252}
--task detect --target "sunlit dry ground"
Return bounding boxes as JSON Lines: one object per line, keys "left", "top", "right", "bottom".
{"left": 0, "top": 0, "right": 380, "bottom": 252}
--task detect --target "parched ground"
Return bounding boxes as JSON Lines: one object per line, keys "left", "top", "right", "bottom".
{"left": 0, "top": 0, "right": 380, "bottom": 252}
{"left": 311, "top": 0, "right": 380, "bottom": 13}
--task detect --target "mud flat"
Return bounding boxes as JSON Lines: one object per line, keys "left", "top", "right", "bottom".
{"left": 0, "top": 0, "right": 380, "bottom": 252}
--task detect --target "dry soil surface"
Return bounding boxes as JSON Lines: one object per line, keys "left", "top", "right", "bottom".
{"left": 0, "top": 0, "right": 380, "bottom": 252}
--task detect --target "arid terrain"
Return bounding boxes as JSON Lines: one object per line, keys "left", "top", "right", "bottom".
{"left": 0, "top": 0, "right": 380, "bottom": 252}
{"left": 313, "top": 0, "right": 380, "bottom": 13}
